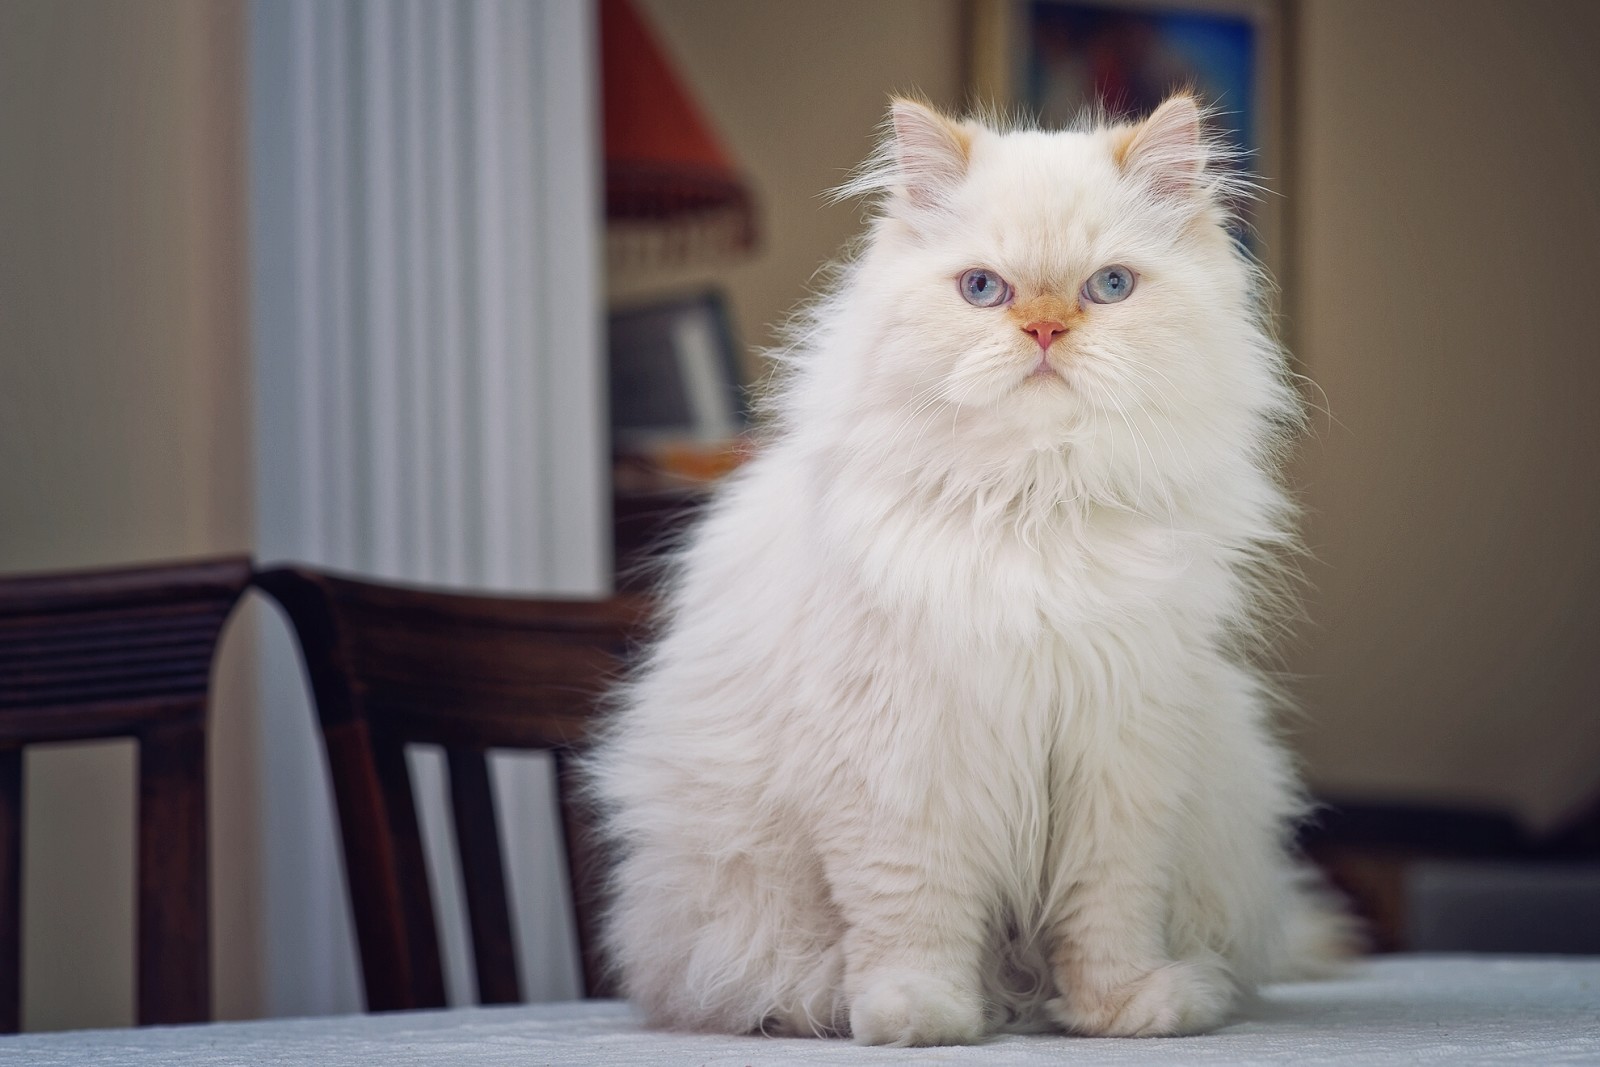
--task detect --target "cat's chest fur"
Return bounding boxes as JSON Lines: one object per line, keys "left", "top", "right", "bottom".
{"left": 815, "top": 452, "right": 1212, "bottom": 647}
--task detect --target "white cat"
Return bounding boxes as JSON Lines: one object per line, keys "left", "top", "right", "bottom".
{"left": 588, "top": 94, "right": 1351, "bottom": 1046}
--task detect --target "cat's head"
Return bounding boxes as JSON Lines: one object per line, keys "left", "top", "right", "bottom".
{"left": 813, "top": 95, "right": 1291, "bottom": 493}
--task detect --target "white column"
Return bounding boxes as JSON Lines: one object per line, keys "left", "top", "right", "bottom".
{"left": 249, "top": 0, "right": 606, "bottom": 1016}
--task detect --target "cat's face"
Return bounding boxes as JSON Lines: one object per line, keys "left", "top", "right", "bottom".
{"left": 843, "top": 97, "right": 1272, "bottom": 459}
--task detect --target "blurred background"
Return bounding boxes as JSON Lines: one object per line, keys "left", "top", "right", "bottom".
{"left": 1, "top": 0, "right": 1596, "bottom": 1033}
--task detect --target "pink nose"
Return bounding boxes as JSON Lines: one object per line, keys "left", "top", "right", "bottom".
{"left": 1022, "top": 320, "right": 1067, "bottom": 350}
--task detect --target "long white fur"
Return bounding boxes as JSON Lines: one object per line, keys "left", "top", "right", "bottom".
{"left": 586, "top": 96, "right": 1350, "bottom": 1046}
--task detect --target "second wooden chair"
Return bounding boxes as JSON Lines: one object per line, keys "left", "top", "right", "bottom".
{"left": 254, "top": 565, "right": 646, "bottom": 1011}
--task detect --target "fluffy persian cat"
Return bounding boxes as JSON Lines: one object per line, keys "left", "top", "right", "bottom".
{"left": 589, "top": 94, "right": 1349, "bottom": 1046}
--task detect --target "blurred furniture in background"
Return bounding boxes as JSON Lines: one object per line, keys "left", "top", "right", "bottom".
{"left": 0, "top": 557, "right": 252, "bottom": 1031}
{"left": 255, "top": 566, "right": 649, "bottom": 1011}
{"left": 606, "top": 289, "right": 751, "bottom": 591}
{"left": 611, "top": 488, "right": 711, "bottom": 593}
{"left": 601, "top": 0, "right": 758, "bottom": 268}
{"left": 1303, "top": 796, "right": 1600, "bottom": 953}
{"left": 600, "top": 0, "right": 759, "bottom": 591}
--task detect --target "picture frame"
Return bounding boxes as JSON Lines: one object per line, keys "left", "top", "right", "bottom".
{"left": 966, "top": 0, "right": 1290, "bottom": 286}
{"left": 608, "top": 290, "right": 749, "bottom": 448}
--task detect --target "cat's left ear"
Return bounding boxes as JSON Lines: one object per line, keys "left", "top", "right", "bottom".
{"left": 1115, "top": 94, "right": 1209, "bottom": 201}
{"left": 888, "top": 98, "right": 973, "bottom": 214}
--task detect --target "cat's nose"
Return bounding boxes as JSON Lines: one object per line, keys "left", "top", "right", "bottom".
{"left": 1022, "top": 320, "right": 1067, "bottom": 350}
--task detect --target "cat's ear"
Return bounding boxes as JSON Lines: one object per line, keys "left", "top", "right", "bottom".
{"left": 888, "top": 97, "right": 972, "bottom": 213}
{"left": 1115, "top": 93, "right": 1208, "bottom": 200}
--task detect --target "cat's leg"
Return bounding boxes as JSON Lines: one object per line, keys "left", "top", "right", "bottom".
{"left": 1044, "top": 711, "right": 1235, "bottom": 1038}
{"left": 820, "top": 807, "right": 992, "bottom": 1047}
{"left": 1166, "top": 662, "right": 1358, "bottom": 984}
{"left": 608, "top": 829, "right": 848, "bottom": 1036}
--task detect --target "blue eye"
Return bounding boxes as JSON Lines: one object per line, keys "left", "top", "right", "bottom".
{"left": 1084, "top": 265, "right": 1136, "bottom": 304}
{"left": 958, "top": 268, "right": 1012, "bottom": 308}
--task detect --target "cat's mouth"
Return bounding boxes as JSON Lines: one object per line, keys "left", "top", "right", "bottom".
{"left": 1025, "top": 355, "right": 1064, "bottom": 382}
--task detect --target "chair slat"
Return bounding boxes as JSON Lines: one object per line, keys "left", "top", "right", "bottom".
{"left": 0, "top": 748, "right": 21, "bottom": 1033}
{"left": 321, "top": 720, "right": 417, "bottom": 1013}
{"left": 369, "top": 728, "right": 447, "bottom": 1010}
{"left": 136, "top": 719, "right": 209, "bottom": 1025}
{"left": 446, "top": 747, "right": 521, "bottom": 1005}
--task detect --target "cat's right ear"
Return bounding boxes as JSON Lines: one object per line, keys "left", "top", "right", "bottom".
{"left": 888, "top": 98, "right": 972, "bottom": 214}
{"left": 1115, "top": 94, "right": 1209, "bottom": 201}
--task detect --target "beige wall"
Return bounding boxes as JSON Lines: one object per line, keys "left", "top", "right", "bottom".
{"left": 627, "top": 1, "right": 1600, "bottom": 830}
{"left": 1287, "top": 0, "right": 1600, "bottom": 827}
{"left": 0, "top": 0, "right": 259, "bottom": 1028}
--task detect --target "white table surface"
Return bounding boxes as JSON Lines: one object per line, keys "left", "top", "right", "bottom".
{"left": 3, "top": 956, "right": 1597, "bottom": 1066}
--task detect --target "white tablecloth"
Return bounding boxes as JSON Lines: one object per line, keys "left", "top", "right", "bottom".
{"left": 3, "top": 956, "right": 1597, "bottom": 1065}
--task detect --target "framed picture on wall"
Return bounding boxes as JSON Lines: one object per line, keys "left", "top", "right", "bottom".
{"left": 608, "top": 290, "right": 749, "bottom": 450}
{"left": 967, "top": 0, "right": 1289, "bottom": 283}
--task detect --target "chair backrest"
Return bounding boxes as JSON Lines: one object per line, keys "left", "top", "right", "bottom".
{"left": 0, "top": 556, "right": 251, "bottom": 1032}
{"left": 254, "top": 565, "right": 646, "bottom": 1011}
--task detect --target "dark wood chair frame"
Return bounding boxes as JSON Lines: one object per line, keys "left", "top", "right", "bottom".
{"left": 0, "top": 556, "right": 252, "bottom": 1032}
{"left": 254, "top": 565, "right": 646, "bottom": 1012}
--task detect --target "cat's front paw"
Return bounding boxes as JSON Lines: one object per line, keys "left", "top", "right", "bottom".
{"left": 850, "top": 971, "right": 985, "bottom": 1047}
{"left": 1047, "top": 957, "right": 1233, "bottom": 1037}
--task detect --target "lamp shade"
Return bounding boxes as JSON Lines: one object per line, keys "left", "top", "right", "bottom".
{"left": 601, "top": 0, "right": 757, "bottom": 264}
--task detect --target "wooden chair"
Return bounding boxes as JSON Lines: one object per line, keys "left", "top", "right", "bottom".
{"left": 253, "top": 565, "right": 647, "bottom": 1012}
{"left": 0, "top": 556, "right": 252, "bottom": 1032}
